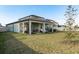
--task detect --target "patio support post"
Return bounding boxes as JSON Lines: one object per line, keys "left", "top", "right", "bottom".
{"left": 38, "top": 24, "right": 41, "bottom": 32}
{"left": 23, "top": 22, "right": 25, "bottom": 33}
{"left": 52, "top": 24, "right": 53, "bottom": 32}
{"left": 29, "top": 20, "right": 32, "bottom": 35}
{"left": 43, "top": 22, "right": 45, "bottom": 33}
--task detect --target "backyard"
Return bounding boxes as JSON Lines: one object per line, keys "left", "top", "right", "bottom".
{"left": 0, "top": 32, "right": 79, "bottom": 54}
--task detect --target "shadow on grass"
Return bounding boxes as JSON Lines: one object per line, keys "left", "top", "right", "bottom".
{"left": 0, "top": 32, "right": 5, "bottom": 53}
{"left": 1, "top": 32, "right": 40, "bottom": 54}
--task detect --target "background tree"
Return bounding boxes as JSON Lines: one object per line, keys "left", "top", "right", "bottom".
{"left": 64, "top": 5, "right": 78, "bottom": 40}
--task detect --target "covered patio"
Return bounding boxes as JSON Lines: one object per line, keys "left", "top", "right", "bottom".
{"left": 21, "top": 20, "right": 54, "bottom": 35}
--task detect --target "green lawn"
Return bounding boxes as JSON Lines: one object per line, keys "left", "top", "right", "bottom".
{"left": 0, "top": 32, "right": 79, "bottom": 54}
{"left": 0, "top": 33, "right": 5, "bottom": 53}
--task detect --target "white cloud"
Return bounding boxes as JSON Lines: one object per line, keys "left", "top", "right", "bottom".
{"left": 0, "top": 15, "right": 17, "bottom": 26}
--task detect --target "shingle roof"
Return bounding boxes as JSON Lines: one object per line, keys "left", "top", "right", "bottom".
{"left": 6, "top": 15, "right": 58, "bottom": 25}
{"left": 19, "top": 15, "right": 45, "bottom": 21}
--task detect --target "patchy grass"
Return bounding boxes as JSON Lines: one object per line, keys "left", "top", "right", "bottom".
{"left": 0, "top": 32, "right": 79, "bottom": 54}
{"left": 0, "top": 32, "right": 5, "bottom": 53}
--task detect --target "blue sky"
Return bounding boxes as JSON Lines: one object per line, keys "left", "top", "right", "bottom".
{"left": 0, "top": 5, "right": 79, "bottom": 26}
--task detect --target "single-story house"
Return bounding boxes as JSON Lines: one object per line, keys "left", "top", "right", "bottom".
{"left": 6, "top": 15, "right": 58, "bottom": 35}
{"left": 0, "top": 23, "right": 7, "bottom": 32}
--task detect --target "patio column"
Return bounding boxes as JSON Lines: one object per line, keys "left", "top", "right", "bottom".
{"left": 23, "top": 22, "right": 25, "bottom": 33}
{"left": 38, "top": 24, "right": 41, "bottom": 32}
{"left": 43, "top": 22, "right": 45, "bottom": 33}
{"left": 29, "top": 20, "right": 32, "bottom": 35}
{"left": 51, "top": 24, "right": 53, "bottom": 32}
